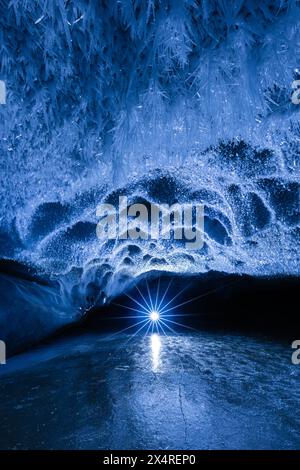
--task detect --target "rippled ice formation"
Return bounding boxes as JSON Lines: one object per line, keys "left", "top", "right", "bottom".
{"left": 2, "top": 161, "right": 300, "bottom": 306}
{"left": 0, "top": 331, "right": 299, "bottom": 449}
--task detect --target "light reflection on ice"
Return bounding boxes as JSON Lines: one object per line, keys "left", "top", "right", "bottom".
{"left": 151, "top": 333, "right": 161, "bottom": 372}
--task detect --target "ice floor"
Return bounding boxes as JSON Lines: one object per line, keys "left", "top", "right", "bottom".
{"left": 0, "top": 330, "right": 299, "bottom": 450}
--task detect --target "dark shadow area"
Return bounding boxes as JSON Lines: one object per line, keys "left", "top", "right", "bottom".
{"left": 84, "top": 272, "right": 299, "bottom": 343}
{"left": 1, "top": 258, "right": 299, "bottom": 356}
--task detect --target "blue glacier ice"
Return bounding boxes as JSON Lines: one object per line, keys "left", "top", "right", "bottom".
{"left": 0, "top": 0, "right": 299, "bottom": 350}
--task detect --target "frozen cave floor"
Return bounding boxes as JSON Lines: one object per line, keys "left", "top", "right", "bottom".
{"left": 0, "top": 329, "right": 299, "bottom": 450}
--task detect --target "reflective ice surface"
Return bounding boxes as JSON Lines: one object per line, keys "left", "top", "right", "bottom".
{"left": 0, "top": 331, "right": 299, "bottom": 450}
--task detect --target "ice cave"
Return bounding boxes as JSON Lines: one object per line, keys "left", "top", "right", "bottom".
{"left": 0, "top": 0, "right": 299, "bottom": 452}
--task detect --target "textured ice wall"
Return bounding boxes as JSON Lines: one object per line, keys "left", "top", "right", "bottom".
{"left": 0, "top": 1, "right": 299, "bottom": 348}
{"left": 1, "top": 155, "right": 299, "bottom": 344}
{"left": 1, "top": 1, "right": 300, "bottom": 203}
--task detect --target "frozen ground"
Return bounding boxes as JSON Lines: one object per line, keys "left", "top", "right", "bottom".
{"left": 0, "top": 330, "right": 299, "bottom": 450}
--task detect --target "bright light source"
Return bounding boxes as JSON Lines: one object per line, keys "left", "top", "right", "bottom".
{"left": 150, "top": 310, "right": 160, "bottom": 322}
